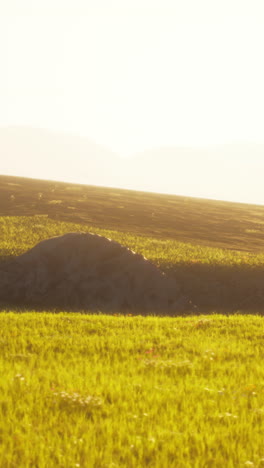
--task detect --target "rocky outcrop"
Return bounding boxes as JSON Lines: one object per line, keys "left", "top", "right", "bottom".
{"left": 0, "top": 232, "right": 191, "bottom": 313}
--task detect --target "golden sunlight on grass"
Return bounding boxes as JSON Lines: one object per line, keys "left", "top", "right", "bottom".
{"left": 1, "top": 175, "right": 264, "bottom": 467}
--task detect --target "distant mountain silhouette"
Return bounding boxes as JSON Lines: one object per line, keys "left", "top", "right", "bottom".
{"left": 0, "top": 127, "right": 263, "bottom": 204}
{"left": 124, "top": 144, "right": 264, "bottom": 203}
{"left": 0, "top": 127, "right": 124, "bottom": 187}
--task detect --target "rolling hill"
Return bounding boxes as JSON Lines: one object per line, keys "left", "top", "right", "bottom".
{"left": 1, "top": 173, "right": 264, "bottom": 253}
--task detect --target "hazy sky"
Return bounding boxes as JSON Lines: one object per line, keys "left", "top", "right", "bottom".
{"left": 1, "top": 0, "right": 264, "bottom": 204}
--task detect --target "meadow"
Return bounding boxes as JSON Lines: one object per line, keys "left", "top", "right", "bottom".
{"left": 1, "top": 175, "right": 264, "bottom": 467}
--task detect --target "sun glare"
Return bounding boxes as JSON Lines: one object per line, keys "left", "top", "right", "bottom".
{"left": 1, "top": 0, "right": 264, "bottom": 204}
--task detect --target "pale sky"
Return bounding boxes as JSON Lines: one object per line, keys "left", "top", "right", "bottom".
{"left": 1, "top": 0, "right": 264, "bottom": 204}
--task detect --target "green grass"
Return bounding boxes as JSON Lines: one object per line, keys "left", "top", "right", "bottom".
{"left": 1, "top": 312, "right": 264, "bottom": 467}
{"left": 1, "top": 177, "right": 264, "bottom": 466}
{"left": 2, "top": 214, "right": 263, "bottom": 266}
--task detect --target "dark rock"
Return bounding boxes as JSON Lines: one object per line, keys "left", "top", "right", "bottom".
{"left": 0, "top": 232, "right": 190, "bottom": 313}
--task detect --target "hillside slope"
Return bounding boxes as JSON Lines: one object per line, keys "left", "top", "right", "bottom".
{"left": 1, "top": 174, "right": 264, "bottom": 253}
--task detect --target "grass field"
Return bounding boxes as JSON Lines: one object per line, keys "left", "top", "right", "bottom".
{"left": 1, "top": 175, "right": 264, "bottom": 467}
{"left": 1, "top": 312, "right": 264, "bottom": 468}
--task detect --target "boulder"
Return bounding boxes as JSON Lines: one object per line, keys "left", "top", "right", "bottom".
{"left": 0, "top": 232, "right": 190, "bottom": 313}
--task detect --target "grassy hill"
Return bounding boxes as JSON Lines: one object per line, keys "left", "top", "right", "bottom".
{"left": 1, "top": 173, "right": 264, "bottom": 252}
{"left": 1, "top": 174, "right": 264, "bottom": 313}
{"left": 1, "top": 175, "right": 264, "bottom": 467}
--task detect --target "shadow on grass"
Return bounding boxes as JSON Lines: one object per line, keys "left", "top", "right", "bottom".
{"left": 166, "top": 262, "right": 264, "bottom": 315}
{"left": 1, "top": 260, "right": 264, "bottom": 316}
